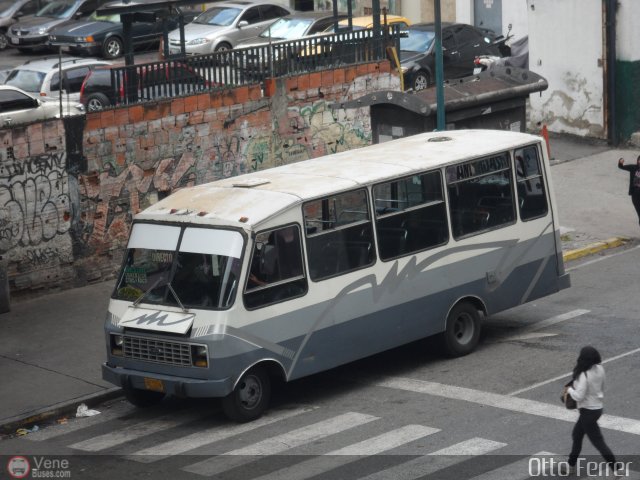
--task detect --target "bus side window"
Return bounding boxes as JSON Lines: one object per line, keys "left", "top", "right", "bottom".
{"left": 374, "top": 171, "right": 449, "bottom": 260}
{"left": 515, "top": 145, "right": 548, "bottom": 220}
{"left": 304, "top": 188, "right": 375, "bottom": 281}
{"left": 446, "top": 152, "right": 515, "bottom": 238}
{"left": 243, "top": 225, "right": 307, "bottom": 309}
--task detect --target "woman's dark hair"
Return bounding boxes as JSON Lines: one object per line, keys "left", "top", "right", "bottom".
{"left": 572, "top": 345, "right": 602, "bottom": 380}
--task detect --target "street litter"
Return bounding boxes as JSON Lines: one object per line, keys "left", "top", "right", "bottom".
{"left": 16, "top": 425, "right": 39, "bottom": 436}
{"left": 56, "top": 417, "right": 68, "bottom": 425}
{"left": 76, "top": 404, "right": 100, "bottom": 417}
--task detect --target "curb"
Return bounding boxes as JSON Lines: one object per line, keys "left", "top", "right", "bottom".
{"left": 0, "top": 387, "right": 122, "bottom": 436}
{"left": 562, "top": 236, "right": 631, "bottom": 262}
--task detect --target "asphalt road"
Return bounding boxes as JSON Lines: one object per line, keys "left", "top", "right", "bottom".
{"left": 1, "top": 244, "right": 639, "bottom": 480}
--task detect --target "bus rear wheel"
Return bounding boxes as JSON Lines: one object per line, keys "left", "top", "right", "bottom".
{"left": 222, "top": 366, "right": 271, "bottom": 423}
{"left": 443, "top": 302, "right": 481, "bottom": 357}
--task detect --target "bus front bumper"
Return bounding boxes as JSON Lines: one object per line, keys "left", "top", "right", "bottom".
{"left": 102, "top": 363, "right": 233, "bottom": 398}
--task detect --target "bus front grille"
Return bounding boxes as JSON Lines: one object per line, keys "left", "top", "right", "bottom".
{"left": 123, "top": 336, "right": 192, "bottom": 366}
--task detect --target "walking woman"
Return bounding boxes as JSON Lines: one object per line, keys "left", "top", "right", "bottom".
{"left": 617, "top": 155, "right": 640, "bottom": 226}
{"left": 566, "top": 346, "right": 616, "bottom": 468}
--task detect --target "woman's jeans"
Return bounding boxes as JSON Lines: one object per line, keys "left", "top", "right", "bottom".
{"left": 569, "top": 408, "right": 616, "bottom": 466}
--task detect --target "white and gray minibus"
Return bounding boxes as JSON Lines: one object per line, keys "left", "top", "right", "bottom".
{"left": 102, "top": 129, "right": 570, "bottom": 422}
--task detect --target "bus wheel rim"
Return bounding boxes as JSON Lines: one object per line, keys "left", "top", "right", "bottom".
{"left": 238, "top": 375, "right": 262, "bottom": 409}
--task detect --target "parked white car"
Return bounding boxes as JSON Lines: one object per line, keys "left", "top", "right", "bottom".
{"left": 3, "top": 56, "right": 110, "bottom": 103}
{"left": 167, "top": 0, "right": 291, "bottom": 56}
{"left": 0, "top": 85, "right": 84, "bottom": 127}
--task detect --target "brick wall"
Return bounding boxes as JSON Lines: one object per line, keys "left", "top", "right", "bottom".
{"left": 0, "top": 61, "right": 398, "bottom": 300}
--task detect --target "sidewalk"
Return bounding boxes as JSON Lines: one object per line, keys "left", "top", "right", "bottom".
{"left": 0, "top": 133, "right": 638, "bottom": 435}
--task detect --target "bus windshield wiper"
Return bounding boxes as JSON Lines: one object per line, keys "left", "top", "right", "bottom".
{"left": 166, "top": 282, "right": 188, "bottom": 313}
{"left": 133, "top": 277, "right": 164, "bottom": 307}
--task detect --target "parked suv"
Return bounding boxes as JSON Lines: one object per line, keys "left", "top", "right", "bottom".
{"left": 79, "top": 63, "right": 215, "bottom": 111}
{"left": 7, "top": 0, "right": 101, "bottom": 52}
{"left": 4, "top": 56, "right": 110, "bottom": 103}
{"left": 0, "top": 0, "right": 48, "bottom": 50}
{"left": 0, "top": 85, "right": 84, "bottom": 127}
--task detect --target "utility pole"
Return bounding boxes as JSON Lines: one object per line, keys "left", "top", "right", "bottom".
{"left": 434, "top": 0, "right": 445, "bottom": 130}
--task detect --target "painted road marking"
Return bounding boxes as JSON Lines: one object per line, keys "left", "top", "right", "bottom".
{"left": 509, "top": 346, "right": 640, "bottom": 396}
{"left": 360, "top": 437, "right": 507, "bottom": 480}
{"left": 69, "top": 410, "right": 210, "bottom": 452}
{"left": 128, "top": 406, "right": 314, "bottom": 462}
{"left": 221, "top": 425, "right": 439, "bottom": 480}
{"left": 566, "top": 244, "right": 640, "bottom": 272}
{"left": 180, "top": 412, "right": 377, "bottom": 476}
{"left": 376, "top": 377, "right": 640, "bottom": 436}
{"left": 499, "top": 309, "right": 589, "bottom": 342}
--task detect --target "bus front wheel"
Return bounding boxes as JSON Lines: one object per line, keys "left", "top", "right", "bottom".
{"left": 443, "top": 302, "right": 481, "bottom": 357}
{"left": 222, "top": 366, "right": 271, "bottom": 423}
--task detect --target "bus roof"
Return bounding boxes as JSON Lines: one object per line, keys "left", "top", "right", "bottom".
{"left": 137, "top": 129, "right": 542, "bottom": 228}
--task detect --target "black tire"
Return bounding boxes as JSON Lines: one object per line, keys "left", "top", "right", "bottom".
{"left": 84, "top": 92, "right": 110, "bottom": 112}
{"left": 214, "top": 42, "right": 232, "bottom": 53}
{"left": 221, "top": 366, "right": 271, "bottom": 423}
{"left": 412, "top": 70, "right": 430, "bottom": 91}
{"left": 0, "top": 31, "right": 8, "bottom": 51}
{"left": 442, "top": 302, "right": 481, "bottom": 357}
{"left": 123, "top": 387, "right": 165, "bottom": 407}
{"left": 102, "top": 36, "right": 123, "bottom": 59}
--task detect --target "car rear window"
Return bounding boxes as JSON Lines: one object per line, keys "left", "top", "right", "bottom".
{"left": 4, "top": 70, "right": 46, "bottom": 93}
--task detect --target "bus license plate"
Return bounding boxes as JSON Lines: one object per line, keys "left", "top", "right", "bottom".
{"left": 143, "top": 378, "right": 164, "bottom": 392}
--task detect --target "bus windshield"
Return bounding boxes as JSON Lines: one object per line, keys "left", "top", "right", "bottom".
{"left": 113, "top": 224, "right": 244, "bottom": 309}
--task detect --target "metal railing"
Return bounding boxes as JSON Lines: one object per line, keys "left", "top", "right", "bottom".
{"left": 109, "top": 27, "right": 402, "bottom": 107}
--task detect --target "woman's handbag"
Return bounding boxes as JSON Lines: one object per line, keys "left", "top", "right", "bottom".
{"left": 561, "top": 381, "right": 577, "bottom": 410}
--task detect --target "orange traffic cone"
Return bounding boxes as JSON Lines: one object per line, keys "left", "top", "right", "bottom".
{"left": 541, "top": 124, "right": 551, "bottom": 159}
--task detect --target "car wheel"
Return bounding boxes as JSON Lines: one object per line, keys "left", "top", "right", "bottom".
{"left": 221, "top": 366, "right": 271, "bottom": 423}
{"left": 123, "top": 387, "right": 165, "bottom": 407}
{"left": 102, "top": 37, "right": 123, "bottom": 59}
{"left": 84, "top": 93, "right": 110, "bottom": 112}
{"left": 215, "top": 42, "right": 232, "bottom": 53}
{"left": 442, "top": 301, "right": 481, "bottom": 357}
{"left": 412, "top": 70, "right": 430, "bottom": 91}
{"left": 0, "top": 31, "right": 8, "bottom": 50}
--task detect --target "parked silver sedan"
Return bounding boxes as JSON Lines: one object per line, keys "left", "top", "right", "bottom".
{"left": 0, "top": 85, "right": 84, "bottom": 127}
{"left": 167, "top": 0, "right": 291, "bottom": 56}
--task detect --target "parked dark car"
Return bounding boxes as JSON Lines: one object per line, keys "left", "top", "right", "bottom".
{"left": 7, "top": 0, "right": 101, "bottom": 52}
{"left": 79, "top": 63, "right": 215, "bottom": 110}
{"left": 48, "top": 9, "right": 196, "bottom": 59}
{"left": 400, "top": 22, "right": 510, "bottom": 91}
{"left": 0, "top": 0, "right": 49, "bottom": 50}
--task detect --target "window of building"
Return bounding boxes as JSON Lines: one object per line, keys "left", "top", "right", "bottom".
{"left": 373, "top": 171, "right": 448, "bottom": 260}
{"left": 304, "top": 188, "right": 375, "bottom": 281}
{"left": 446, "top": 152, "right": 515, "bottom": 238}
{"left": 244, "top": 225, "right": 307, "bottom": 309}
{"left": 515, "top": 145, "right": 548, "bottom": 220}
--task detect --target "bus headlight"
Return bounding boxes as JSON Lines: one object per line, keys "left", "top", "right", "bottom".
{"left": 110, "top": 334, "right": 124, "bottom": 356}
{"left": 191, "top": 345, "right": 208, "bottom": 368}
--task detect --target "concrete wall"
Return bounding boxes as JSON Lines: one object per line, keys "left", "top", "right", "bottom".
{"left": 0, "top": 63, "right": 397, "bottom": 300}
{"left": 615, "top": 0, "right": 640, "bottom": 142}
{"left": 455, "top": 0, "right": 527, "bottom": 37}
{"left": 526, "top": 0, "right": 604, "bottom": 138}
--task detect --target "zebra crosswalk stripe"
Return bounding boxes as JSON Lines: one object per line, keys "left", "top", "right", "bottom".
{"left": 244, "top": 425, "right": 440, "bottom": 480}
{"left": 69, "top": 409, "right": 210, "bottom": 452}
{"left": 181, "top": 412, "right": 378, "bottom": 476}
{"left": 359, "top": 437, "right": 508, "bottom": 480}
{"left": 128, "top": 406, "right": 314, "bottom": 462}
{"left": 468, "top": 451, "right": 556, "bottom": 480}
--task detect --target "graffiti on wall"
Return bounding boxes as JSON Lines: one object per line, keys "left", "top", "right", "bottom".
{"left": 0, "top": 151, "right": 71, "bottom": 255}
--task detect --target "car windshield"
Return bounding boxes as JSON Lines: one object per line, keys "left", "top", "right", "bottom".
{"left": 194, "top": 7, "right": 241, "bottom": 26}
{"left": 4, "top": 69, "right": 46, "bottom": 93}
{"left": 89, "top": 12, "right": 120, "bottom": 23}
{"left": 36, "top": 0, "right": 77, "bottom": 19}
{"left": 400, "top": 28, "right": 435, "bottom": 52}
{"left": 260, "top": 17, "right": 313, "bottom": 40}
{"left": 114, "top": 224, "right": 244, "bottom": 310}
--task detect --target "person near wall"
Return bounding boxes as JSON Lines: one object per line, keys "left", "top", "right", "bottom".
{"left": 565, "top": 346, "right": 616, "bottom": 470}
{"left": 617, "top": 155, "right": 640, "bottom": 226}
